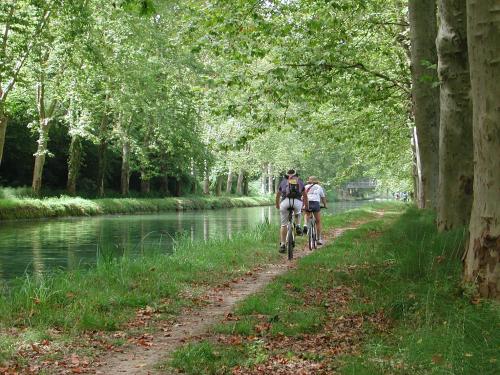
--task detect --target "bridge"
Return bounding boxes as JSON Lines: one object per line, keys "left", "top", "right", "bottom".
{"left": 344, "top": 179, "right": 378, "bottom": 189}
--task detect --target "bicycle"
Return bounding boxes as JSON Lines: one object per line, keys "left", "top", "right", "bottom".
{"left": 305, "top": 206, "right": 324, "bottom": 251}
{"left": 285, "top": 204, "right": 296, "bottom": 260}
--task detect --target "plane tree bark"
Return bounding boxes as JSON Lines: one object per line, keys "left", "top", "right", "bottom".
{"left": 463, "top": 0, "right": 500, "bottom": 299}
{"left": 408, "top": 0, "right": 440, "bottom": 209}
{"left": 436, "top": 0, "right": 473, "bottom": 230}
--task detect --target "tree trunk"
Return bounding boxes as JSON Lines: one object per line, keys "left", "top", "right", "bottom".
{"left": 411, "top": 127, "right": 422, "bottom": 204}
{"left": 243, "top": 174, "right": 249, "bottom": 196}
{"left": 175, "top": 178, "right": 181, "bottom": 197}
{"left": 97, "top": 139, "right": 107, "bottom": 197}
{"left": 409, "top": 0, "right": 440, "bottom": 209}
{"left": 463, "top": 0, "right": 500, "bottom": 299}
{"left": 32, "top": 122, "right": 50, "bottom": 195}
{"left": 215, "top": 175, "right": 223, "bottom": 196}
{"left": 226, "top": 169, "right": 233, "bottom": 194}
{"left": 160, "top": 174, "right": 169, "bottom": 195}
{"left": 267, "top": 164, "right": 274, "bottom": 194}
{"left": 67, "top": 134, "right": 83, "bottom": 195}
{"left": 203, "top": 162, "right": 210, "bottom": 195}
{"left": 274, "top": 175, "right": 280, "bottom": 193}
{"left": 436, "top": 0, "right": 473, "bottom": 231}
{"left": 140, "top": 170, "right": 150, "bottom": 194}
{"left": 260, "top": 165, "right": 267, "bottom": 194}
{"left": 0, "top": 111, "right": 8, "bottom": 167}
{"left": 121, "top": 140, "right": 130, "bottom": 196}
{"left": 236, "top": 170, "right": 244, "bottom": 195}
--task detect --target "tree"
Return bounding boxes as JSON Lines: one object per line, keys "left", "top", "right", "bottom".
{"left": 436, "top": 0, "right": 473, "bottom": 231}
{"left": 408, "top": 0, "right": 440, "bottom": 208}
{"left": 463, "top": 0, "right": 500, "bottom": 299}
{"left": 0, "top": 1, "right": 52, "bottom": 166}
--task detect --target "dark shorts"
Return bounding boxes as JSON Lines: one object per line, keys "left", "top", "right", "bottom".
{"left": 307, "top": 201, "right": 321, "bottom": 212}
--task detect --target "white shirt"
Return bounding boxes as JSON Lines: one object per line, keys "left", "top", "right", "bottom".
{"left": 305, "top": 184, "right": 325, "bottom": 202}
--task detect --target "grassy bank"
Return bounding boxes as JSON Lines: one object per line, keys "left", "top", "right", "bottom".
{"left": 0, "top": 204, "right": 383, "bottom": 371}
{"left": 0, "top": 222, "right": 280, "bottom": 368}
{"left": 168, "top": 206, "right": 499, "bottom": 375}
{"left": 0, "top": 195, "right": 273, "bottom": 221}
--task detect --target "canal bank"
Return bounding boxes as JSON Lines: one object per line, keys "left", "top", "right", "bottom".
{"left": 0, "top": 195, "right": 273, "bottom": 221}
{"left": 0, "top": 201, "right": 369, "bottom": 281}
{"left": 0, "top": 204, "right": 388, "bottom": 373}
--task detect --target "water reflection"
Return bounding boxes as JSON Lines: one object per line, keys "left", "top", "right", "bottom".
{"left": 0, "top": 201, "right": 368, "bottom": 280}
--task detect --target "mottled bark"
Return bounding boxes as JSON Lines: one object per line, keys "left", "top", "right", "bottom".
{"left": 436, "top": 0, "right": 473, "bottom": 231}
{"left": 409, "top": 0, "right": 440, "bottom": 209}
{"left": 67, "top": 135, "right": 83, "bottom": 195}
{"left": 32, "top": 122, "right": 50, "bottom": 195}
{"left": 236, "top": 170, "right": 244, "bottom": 195}
{"left": 411, "top": 127, "right": 422, "bottom": 204}
{"left": 32, "top": 79, "right": 56, "bottom": 195}
{"left": 120, "top": 140, "right": 130, "bottom": 196}
{"left": 463, "top": 0, "right": 500, "bottom": 299}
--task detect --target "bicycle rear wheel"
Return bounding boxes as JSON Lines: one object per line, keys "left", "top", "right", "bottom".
{"left": 287, "top": 224, "right": 294, "bottom": 260}
{"left": 307, "top": 223, "right": 314, "bottom": 251}
{"left": 311, "top": 224, "right": 317, "bottom": 249}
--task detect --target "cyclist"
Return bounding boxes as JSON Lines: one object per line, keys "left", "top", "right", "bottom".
{"left": 303, "top": 176, "right": 327, "bottom": 245}
{"left": 275, "top": 169, "right": 308, "bottom": 253}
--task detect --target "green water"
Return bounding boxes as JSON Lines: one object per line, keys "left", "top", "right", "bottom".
{"left": 0, "top": 201, "right": 368, "bottom": 280}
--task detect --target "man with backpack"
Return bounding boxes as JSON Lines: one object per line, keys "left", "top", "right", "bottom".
{"left": 275, "top": 169, "right": 308, "bottom": 253}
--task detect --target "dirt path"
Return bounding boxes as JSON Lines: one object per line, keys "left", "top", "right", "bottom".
{"left": 96, "top": 224, "right": 367, "bottom": 375}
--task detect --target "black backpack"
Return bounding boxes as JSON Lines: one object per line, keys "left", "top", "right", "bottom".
{"left": 284, "top": 176, "right": 302, "bottom": 199}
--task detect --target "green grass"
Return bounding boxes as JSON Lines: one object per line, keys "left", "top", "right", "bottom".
{"left": 0, "top": 195, "right": 273, "bottom": 220}
{"left": 168, "top": 205, "right": 499, "bottom": 375}
{"left": 0, "top": 221, "right": 281, "bottom": 366}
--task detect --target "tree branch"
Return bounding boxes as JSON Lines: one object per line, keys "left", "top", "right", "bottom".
{"left": 1, "top": 8, "right": 52, "bottom": 102}
{"left": 284, "top": 62, "right": 411, "bottom": 95}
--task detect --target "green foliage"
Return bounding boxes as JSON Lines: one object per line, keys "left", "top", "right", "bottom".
{"left": 1, "top": 0, "right": 412, "bottom": 195}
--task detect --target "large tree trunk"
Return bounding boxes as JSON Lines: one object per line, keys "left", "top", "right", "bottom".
{"left": 463, "top": 0, "right": 500, "bottom": 299}
{"left": 0, "top": 111, "right": 8, "bottom": 167}
{"left": 32, "top": 122, "right": 51, "bottom": 195}
{"left": 436, "top": 0, "right": 473, "bottom": 231}
{"left": 236, "top": 170, "right": 244, "bottom": 195}
{"left": 408, "top": 0, "right": 440, "bottom": 209}
{"left": 226, "top": 168, "right": 233, "bottom": 194}
{"left": 67, "top": 134, "right": 83, "bottom": 195}
{"left": 120, "top": 140, "right": 130, "bottom": 196}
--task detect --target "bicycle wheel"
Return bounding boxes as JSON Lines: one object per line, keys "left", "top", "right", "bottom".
{"left": 287, "top": 223, "right": 294, "bottom": 260}
{"left": 307, "top": 222, "right": 314, "bottom": 251}
{"left": 311, "top": 223, "right": 317, "bottom": 249}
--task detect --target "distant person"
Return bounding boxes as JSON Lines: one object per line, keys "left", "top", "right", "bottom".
{"left": 276, "top": 169, "right": 308, "bottom": 253}
{"left": 303, "top": 176, "right": 327, "bottom": 245}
